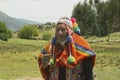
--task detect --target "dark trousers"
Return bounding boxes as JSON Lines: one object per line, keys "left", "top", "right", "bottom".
{"left": 58, "top": 57, "right": 93, "bottom": 80}
{"left": 81, "top": 57, "right": 94, "bottom": 80}
{"left": 59, "top": 67, "right": 66, "bottom": 80}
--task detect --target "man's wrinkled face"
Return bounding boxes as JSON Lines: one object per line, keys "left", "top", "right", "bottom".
{"left": 55, "top": 23, "right": 68, "bottom": 43}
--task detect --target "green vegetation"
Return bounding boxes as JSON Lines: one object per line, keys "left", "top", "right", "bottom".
{"left": 88, "top": 32, "right": 120, "bottom": 80}
{"left": 72, "top": 0, "right": 120, "bottom": 36}
{"left": 42, "top": 31, "right": 52, "bottom": 40}
{"left": 38, "top": 27, "right": 55, "bottom": 40}
{"left": 0, "top": 32, "right": 120, "bottom": 80}
{"left": 18, "top": 25, "right": 39, "bottom": 39}
{"left": 0, "top": 0, "right": 119, "bottom": 79}
{"left": 0, "top": 38, "right": 47, "bottom": 80}
{"left": 91, "top": 42, "right": 120, "bottom": 80}
{"left": 0, "top": 21, "right": 12, "bottom": 41}
{"left": 0, "top": 52, "right": 40, "bottom": 79}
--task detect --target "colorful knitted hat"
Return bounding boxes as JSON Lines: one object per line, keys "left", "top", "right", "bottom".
{"left": 70, "top": 18, "right": 81, "bottom": 35}
{"left": 57, "top": 17, "right": 73, "bottom": 29}
{"left": 57, "top": 17, "right": 80, "bottom": 35}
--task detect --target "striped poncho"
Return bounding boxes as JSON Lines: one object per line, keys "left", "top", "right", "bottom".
{"left": 38, "top": 33, "right": 96, "bottom": 80}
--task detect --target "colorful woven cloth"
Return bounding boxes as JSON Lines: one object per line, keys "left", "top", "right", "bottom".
{"left": 70, "top": 18, "right": 81, "bottom": 35}
{"left": 38, "top": 33, "right": 96, "bottom": 80}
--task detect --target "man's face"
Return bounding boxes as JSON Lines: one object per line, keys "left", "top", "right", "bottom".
{"left": 55, "top": 23, "right": 68, "bottom": 43}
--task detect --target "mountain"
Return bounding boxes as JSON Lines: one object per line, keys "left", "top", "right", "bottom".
{"left": 17, "top": 18, "right": 39, "bottom": 24}
{"left": 0, "top": 11, "right": 40, "bottom": 32}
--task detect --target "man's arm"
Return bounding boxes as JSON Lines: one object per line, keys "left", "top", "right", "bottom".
{"left": 38, "top": 41, "right": 52, "bottom": 80}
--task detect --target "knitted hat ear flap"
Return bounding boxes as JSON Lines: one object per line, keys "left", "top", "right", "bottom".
{"left": 66, "top": 26, "right": 73, "bottom": 35}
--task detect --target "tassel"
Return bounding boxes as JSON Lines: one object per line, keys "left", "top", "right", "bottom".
{"left": 67, "top": 54, "right": 76, "bottom": 64}
{"left": 67, "top": 44, "right": 76, "bottom": 64}
{"left": 70, "top": 18, "right": 81, "bottom": 35}
{"left": 49, "top": 58, "right": 55, "bottom": 66}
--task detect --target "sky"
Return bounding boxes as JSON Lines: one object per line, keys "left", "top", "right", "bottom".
{"left": 0, "top": 0, "right": 83, "bottom": 23}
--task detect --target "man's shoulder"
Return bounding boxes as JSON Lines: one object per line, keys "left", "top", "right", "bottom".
{"left": 72, "top": 33, "right": 86, "bottom": 42}
{"left": 72, "top": 33, "right": 91, "bottom": 49}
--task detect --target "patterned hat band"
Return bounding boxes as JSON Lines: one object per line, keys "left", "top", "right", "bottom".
{"left": 57, "top": 17, "right": 81, "bottom": 35}
{"left": 57, "top": 18, "right": 73, "bottom": 29}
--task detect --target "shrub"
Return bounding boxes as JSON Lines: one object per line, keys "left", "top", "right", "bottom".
{"left": 18, "top": 25, "right": 39, "bottom": 39}
{"left": 0, "top": 21, "right": 12, "bottom": 41}
{"left": 0, "top": 33, "right": 9, "bottom": 41}
{"left": 42, "top": 31, "right": 52, "bottom": 40}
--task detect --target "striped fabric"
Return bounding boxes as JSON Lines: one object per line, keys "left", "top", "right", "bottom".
{"left": 70, "top": 18, "right": 80, "bottom": 35}
{"left": 38, "top": 32, "right": 96, "bottom": 80}
{"left": 74, "top": 43, "right": 95, "bottom": 56}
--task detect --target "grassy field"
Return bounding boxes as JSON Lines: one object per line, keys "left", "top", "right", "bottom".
{"left": 0, "top": 32, "right": 120, "bottom": 80}
{"left": 88, "top": 32, "right": 120, "bottom": 80}
{"left": 91, "top": 42, "right": 120, "bottom": 80}
{"left": 0, "top": 39, "right": 47, "bottom": 80}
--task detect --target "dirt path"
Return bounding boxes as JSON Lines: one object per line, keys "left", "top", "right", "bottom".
{"left": 14, "top": 77, "right": 44, "bottom": 80}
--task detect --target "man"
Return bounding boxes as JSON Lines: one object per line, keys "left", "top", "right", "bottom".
{"left": 38, "top": 17, "right": 96, "bottom": 80}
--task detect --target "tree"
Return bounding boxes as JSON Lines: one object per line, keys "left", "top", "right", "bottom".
{"left": 96, "top": 2, "right": 109, "bottom": 36}
{"left": 108, "top": 0, "right": 120, "bottom": 32}
{"left": 0, "top": 21, "right": 12, "bottom": 41}
{"left": 72, "top": 0, "right": 120, "bottom": 37}
{"left": 18, "top": 25, "right": 39, "bottom": 39}
{"left": 96, "top": 0, "right": 120, "bottom": 36}
{"left": 72, "top": 2, "right": 97, "bottom": 36}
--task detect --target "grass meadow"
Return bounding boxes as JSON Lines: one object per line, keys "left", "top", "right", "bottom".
{"left": 0, "top": 32, "right": 120, "bottom": 80}
{"left": 0, "top": 39, "right": 47, "bottom": 80}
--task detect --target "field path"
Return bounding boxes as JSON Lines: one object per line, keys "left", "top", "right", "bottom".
{"left": 14, "top": 77, "right": 44, "bottom": 80}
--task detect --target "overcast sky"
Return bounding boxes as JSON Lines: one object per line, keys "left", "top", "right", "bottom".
{"left": 0, "top": 0, "right": 84, "bottom": 23}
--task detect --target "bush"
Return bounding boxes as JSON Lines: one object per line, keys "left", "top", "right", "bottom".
{"left": 0, "top": 33, "right": 9, "bottom": 41}
{"left": 0, "top": 21, "right": 12, "bottom": 41}
{"left": 42, "top": 32, "right": 52, "bottom": 40}
{"left": 18, "top": 25, "right": 39, "bottom": 39}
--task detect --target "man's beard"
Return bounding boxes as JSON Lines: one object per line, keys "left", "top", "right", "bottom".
{"left": 56, "top": 38, "right": 67, "bottom": 47}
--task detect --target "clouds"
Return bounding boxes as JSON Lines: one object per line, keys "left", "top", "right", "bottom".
{"left": 0, "top": 0, "right": 80, "bottom": 23}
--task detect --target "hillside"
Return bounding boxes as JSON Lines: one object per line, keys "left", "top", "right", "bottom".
{"left": 0, "top": 32, "right": 120, "bottom": 80}
{"left": 0, "top": 11, "right": 40, "bottom": 32}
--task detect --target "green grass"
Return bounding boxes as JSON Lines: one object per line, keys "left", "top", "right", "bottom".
{"left": 88, "top": 33, "right": 120, "bottom": 80}
{"left": 0, "top": 52, "right": 41, "bottom": 79}
{"left": 87, "top": 32, "right": 120, "bottom": 80}
{"left": 0, "top": 38, "right": 47, "bottom": 54}
{"left": 87, "top": 32, "right": 120, "bottom": 42}
{"left": 0, "top": 39, "right": 47, "bottom": 80}
{"left": 0, "top": 32, "right": 120, "bottom": 80}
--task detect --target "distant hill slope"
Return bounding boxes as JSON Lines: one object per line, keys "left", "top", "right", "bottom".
{"left": 0, "top": 11, "right": 40, "bottom": 32}
{"left": 17, "top": 18, "right": 39, "bottom": 24}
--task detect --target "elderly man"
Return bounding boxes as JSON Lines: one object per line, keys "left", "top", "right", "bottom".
{"left": 38, "top": 17, "right": 96, "bottom": 80}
